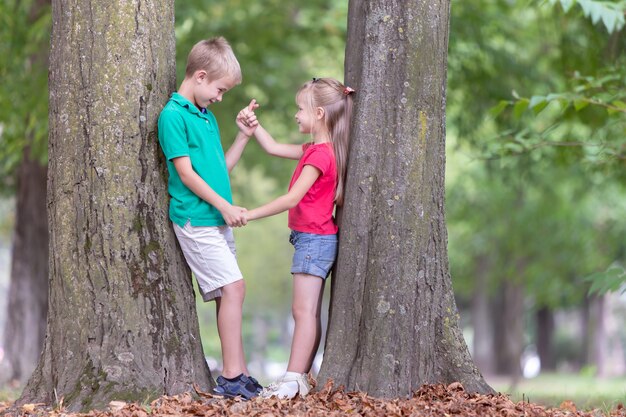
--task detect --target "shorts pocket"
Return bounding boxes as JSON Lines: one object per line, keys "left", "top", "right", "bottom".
{"left": 318, "top": 239, "right": 338, "bottom": 263}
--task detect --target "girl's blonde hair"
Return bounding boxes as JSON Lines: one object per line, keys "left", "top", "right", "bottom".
{"left": 185, "top": 37, "right": 242, "bottom": 84}
{"left": 297, "top": 78, "right": 354, "bottom": 206}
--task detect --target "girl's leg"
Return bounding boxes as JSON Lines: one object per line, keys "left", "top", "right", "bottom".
{"left": 215, "top": 279, "right": 248, "bottom": 378}
{"left": 286, "top": 273, "right": 325, "bottom": 373}
{"left": 308, "top": 277, "right": 325, "bottom": 370}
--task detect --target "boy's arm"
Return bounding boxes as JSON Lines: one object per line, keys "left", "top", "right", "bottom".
{"left": 254, "top": 124, "right": 304, "bottom": 160}
{"left": 172, "top": 156, "right": 247, "bottom": 227}
{"left": 225, "top": 131, "right": 251, "bottom": 172}
{"left": 246, "top": 165, "right": 320, "bottom": 221}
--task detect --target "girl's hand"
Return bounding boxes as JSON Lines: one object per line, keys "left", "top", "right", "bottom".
{"left": 236, "top": 99, "right": 260, "bottom": 137}
{"left": 221, "top": 204, "right": 248, "bottom": 227}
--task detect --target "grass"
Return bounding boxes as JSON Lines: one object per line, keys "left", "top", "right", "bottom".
{"left": 488, "top": 372, "right": 626, "bottom": 411}
{"left": 0, "top": 385, "right": 22, "bottom": 403}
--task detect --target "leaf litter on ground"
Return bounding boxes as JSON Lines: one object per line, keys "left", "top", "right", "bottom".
{"left": 1, "top": 380, "right": 625, "bottom": 417}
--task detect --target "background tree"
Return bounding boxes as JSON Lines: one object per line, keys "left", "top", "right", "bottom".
{"left": 17, "top": 0, "right": 212, "bottom": 411}
{"left": 446, "top": 0, "right": 626, "bottom": 379}
{"left": 0, "top": 0, "right": 50, "bottom": 385}
{"left": 318, "top": 0, "right": 493, "bottom": 396}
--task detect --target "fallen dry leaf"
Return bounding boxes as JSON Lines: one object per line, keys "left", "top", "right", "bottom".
{"left": 2, "top": 382, "right": 624, "bottom": 417}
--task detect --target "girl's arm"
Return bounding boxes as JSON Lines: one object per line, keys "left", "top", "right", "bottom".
{"left": 254, "top": 124, "right": 304, "bottom": 160}
{"left": 247, "top": 165, "right": 320, "bottom": 220}
{"left": 226, "top": 99, "right": 260, "bottom": 172}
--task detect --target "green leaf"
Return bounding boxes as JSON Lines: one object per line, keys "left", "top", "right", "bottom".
{"left": 546, "top": 93, "right": 565, "bottom": 101}
{"left": 573, "top": 99, "right": 589, "bottom": 111}
{"left": 559, "top": 0, "right": 575, "bottom": 12}
{"left": 611, "top": 100, "right": 626, "bottom": 109}
{"left": 513, "top": 98, "right": 529, "bottom": 119}
{"left": 489, "top": 100, "right": 510, "bottom": 117}
{"left": 585, "top": 266, "right": 626, "bottom": 295}
{"left": 529, "top": 95, "right": 548, "bottom": 114}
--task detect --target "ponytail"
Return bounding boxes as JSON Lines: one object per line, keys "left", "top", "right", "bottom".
{"left": 298, "top": 78, "right": 355, "bottom": 206}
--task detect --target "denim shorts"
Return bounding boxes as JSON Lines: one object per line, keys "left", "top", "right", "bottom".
{"left": 289, "top": 230, "right": 338, "bottom": 279}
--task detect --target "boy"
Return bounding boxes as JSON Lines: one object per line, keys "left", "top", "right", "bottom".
{"left": 157, "top": 37, "right": 260, "bottom": 399}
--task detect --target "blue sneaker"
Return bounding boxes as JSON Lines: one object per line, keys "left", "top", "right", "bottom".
{"left": 213, "top": 374, "right": 259, "bottom": 400}
{"left": 248, "top": 375, "right": 263, "bottom": 393}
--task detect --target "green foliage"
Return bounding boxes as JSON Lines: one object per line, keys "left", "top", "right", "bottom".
{"left": 0, "top": 0, "right": 50, "bottom": 194}
{"left": 547, "top": 0, "right": 626, "bottom": 33}
{"left": 489, "top": 66, "right": 626, "bottom": 165}
{"left": 447, "top": 0, "right": 626, "bottom": 310}
{"left": 585, "top": 264, "right": 626, "bottom": 294}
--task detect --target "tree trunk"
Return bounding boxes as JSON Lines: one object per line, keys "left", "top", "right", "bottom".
{"left": 586, "top": 294, "right": 608, "bottom": 377}
{"left": 18, "top": 0, "right": 211, "bottom": 411}
{"left": 471, "top": 257, "right": 493, "bottom": 376}
{"left": 318, "top": 0, "right": 492, "bottom": 396}
{"left": 0, "top": 150, "right": 48, "bottom": 385}
{"left": 536, "top": 306, "right": 555, "bottom": 371}
{"left": 492, "top": 281, "right": 524, "bottom": 381}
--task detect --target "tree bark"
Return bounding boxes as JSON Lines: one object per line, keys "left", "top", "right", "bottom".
{"left": 0, "top": 149, "right": 48, "bottom": 385}
{"left": 18, "top": 0, "right": 211, "bottom": 411}
{"left": 318, "top": 0, "right": 492, "bottom": 396}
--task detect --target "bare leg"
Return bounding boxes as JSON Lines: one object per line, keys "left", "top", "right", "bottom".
{"left": 308, "top": 278, "right": 325, "bottom": 371}
{"left": 286, "top": 273, "right": 325, "bottom": 373}
{"left": 215, "top": 279, "right": 248, "bottom": 378}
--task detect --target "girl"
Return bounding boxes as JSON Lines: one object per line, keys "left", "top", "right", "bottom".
{"left": 238, "top": 77, "right": 354, "bottom": 399}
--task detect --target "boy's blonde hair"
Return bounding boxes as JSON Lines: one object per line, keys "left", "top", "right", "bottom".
{"left": 297, "top": 78, "right": 354, "bottom": 206}
{"left": 185, "top": 37, "right": 242, "bottom": 83}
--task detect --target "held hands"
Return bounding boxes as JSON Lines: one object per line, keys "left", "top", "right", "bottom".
{"left": 221, "top": 204, "right": 248, "bottom": 228}
{"left": 236, "top": 99, "right": 260, "bottom": 137}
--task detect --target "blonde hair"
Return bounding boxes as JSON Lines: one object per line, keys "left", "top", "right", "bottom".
{"left": 297, "top": 78, "right": 354, "bottom": 206}
{"left": 185, "top": 37, "right": 242, "bottom": 83}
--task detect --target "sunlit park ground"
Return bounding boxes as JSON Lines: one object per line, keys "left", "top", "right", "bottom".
{"left": 488, "top": 373, "right": 626, "bottom": 411}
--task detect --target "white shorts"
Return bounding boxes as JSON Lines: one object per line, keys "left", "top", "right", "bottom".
{"left": 173, "top": 222, "right": 243, "bottom": 301}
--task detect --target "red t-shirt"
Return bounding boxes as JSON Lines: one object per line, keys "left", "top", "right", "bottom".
{"left": 288, "top": 143, "right": 338, "bottom": 234}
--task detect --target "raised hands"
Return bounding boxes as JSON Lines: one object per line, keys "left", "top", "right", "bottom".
{"left": 236, "top": 99, "right": 260, "bottom": 137}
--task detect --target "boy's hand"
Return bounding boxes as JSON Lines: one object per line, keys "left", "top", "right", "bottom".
{"left": 236, "top": 99, "right": 260, "bottom": 137}
{"left": 221, "top": 204, "right": 248, "bottom": 228}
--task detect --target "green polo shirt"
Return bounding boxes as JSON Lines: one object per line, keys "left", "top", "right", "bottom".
{"left": 158, "top": 93, "right": 232, "bottom": 227}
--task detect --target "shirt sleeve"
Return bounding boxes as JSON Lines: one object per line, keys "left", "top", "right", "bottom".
{"left": 158, "top": 109, "right": 189, "bottom": 161}
{"left": 303, "top": 146, "right": 332, "bottom": 175}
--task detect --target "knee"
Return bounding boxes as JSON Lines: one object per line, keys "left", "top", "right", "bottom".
{"left": 292, "top": 303, "right": 317, "bottom": 322}
{"left": 222, "top": 279, "right": 246, "bottom": 301}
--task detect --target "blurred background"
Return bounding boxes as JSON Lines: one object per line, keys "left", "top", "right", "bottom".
{"left": 1, "top": 0, "right": 625, "bottom": 409}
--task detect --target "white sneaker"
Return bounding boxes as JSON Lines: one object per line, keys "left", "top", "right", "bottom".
{"left": 260, "top": 372, "right": 311, "bottom": 399}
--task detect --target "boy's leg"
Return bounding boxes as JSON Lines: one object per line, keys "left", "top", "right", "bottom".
{"left": 286, "top": 273, "right": 325, "bottom": 373}
{"left": 215, "top": 279, "right": 247, "bottom": 378}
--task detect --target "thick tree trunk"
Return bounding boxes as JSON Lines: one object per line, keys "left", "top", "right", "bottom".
{"left": 18, "top": 0, "right": 211, "bottom": 411}
{"left": 0, "top": 150, "right": 48, "bottom": 385}
{"left": 536, "top": 306, "right": 555, "bottom": 371}
{"left": 318, "top": 0, "right": 492, "bottom": 396}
